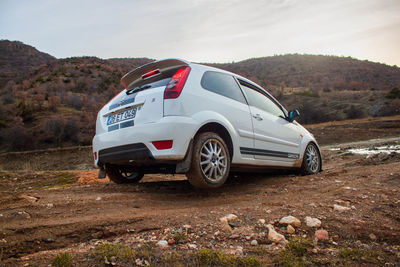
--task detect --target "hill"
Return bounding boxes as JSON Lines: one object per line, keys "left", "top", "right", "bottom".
{"left": 0, "top": 40, "right": 399, "bottom": 151}
{"left": 0, "top": 40, "right": 56, "bottom": 88}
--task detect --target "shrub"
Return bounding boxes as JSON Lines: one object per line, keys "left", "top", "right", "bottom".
{"left": 0, "top": 125, "right": 34, "bottom": 151}
{"left": 386, "top": 87, "right": 400, "bottom": 99}
{"left": 43, "top": 117, "right": 79, "bottom": 145}
{"left": 346, "top": 105, "right": 365, "bottom": 119}
{"left": 52, "top": 252, "right": 73, "bottom": 267}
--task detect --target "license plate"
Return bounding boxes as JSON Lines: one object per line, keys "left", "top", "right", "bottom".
{"left": 107, "top": 108, "right": 136, "bottom": 126}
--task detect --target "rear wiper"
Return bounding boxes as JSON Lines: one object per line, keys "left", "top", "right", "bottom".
{"left": 126, "top": 84, "right": 151, "bottom": 95}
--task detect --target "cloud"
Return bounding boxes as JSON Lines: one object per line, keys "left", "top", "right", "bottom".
{"left": 0, "top": 0, "right": 399, "bottom": 65}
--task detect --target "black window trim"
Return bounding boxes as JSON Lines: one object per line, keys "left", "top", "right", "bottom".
{"left": 236, "top": 78, "right": 288, "bottom": 118}
{"left": 200, "top": 70, "right": 248, "bottom": 105}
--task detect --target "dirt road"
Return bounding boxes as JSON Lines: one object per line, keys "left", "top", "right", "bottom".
{"left": 0, "top": 118, "right": 399, "bottom": 266}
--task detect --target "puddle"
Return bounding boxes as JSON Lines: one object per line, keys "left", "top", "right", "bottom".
{"left": 347, "top": 145, "right": 400, "bottom": 155}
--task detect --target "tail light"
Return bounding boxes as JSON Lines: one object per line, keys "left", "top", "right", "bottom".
{"left": 164, "top": 66, "right": 191, "bottom": 99}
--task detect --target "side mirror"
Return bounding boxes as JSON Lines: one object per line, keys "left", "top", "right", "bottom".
{"left": 288, "top": 109, "right": 300, "bottom": 122}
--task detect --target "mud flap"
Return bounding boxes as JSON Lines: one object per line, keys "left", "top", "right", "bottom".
{"left": 98, "top": 168, "right": 106, "bottom": 179}
{"left": 175, "top": 139, "right": 193, "bottom": 173}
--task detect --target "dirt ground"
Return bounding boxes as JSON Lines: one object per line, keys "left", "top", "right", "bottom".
{"left": 0, "top": 116, "right": 399, "bottom": 266}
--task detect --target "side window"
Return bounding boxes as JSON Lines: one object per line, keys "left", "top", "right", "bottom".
{"left": 240, "top": 83, "right": 285, "bottom": 118}
{"left": 201, "top": 71, "right": 246, "bottom": 104}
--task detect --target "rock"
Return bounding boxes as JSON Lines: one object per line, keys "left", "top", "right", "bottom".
{"left": 231, "top": 226, "right": 251, "bottom": 235}
{"left": 188, "top": 243, "right": 197, "bottom": 250}
{"left": 13, "top": 211, "right": 31, "bottom": 219}
{"left": 258, "top": 219, "right": 266, "bottom": 224}
{"left": 183, "top": 224, "right": 192, "bottom": 231}
{"left": 135, "top": 258, "right": 149, "bottom": 266}
{"left": 46, "top": 203, "right": 54, "bottom": 208}
{"left": 251, "top": 240, "right": 258, "bottom": 246}
{"left": 369, "top": 233, "right": 377, "bottom": 240}
{"left": 236, "top": 246, "right": 243, "bottom": 256}
{"left": 96, "top": 197, "right": 102, "bottom": 201}
{"left": 110, "top": 256, "right": 116, "bottom": 266}
{"left": 315, "top": 229, "right": 329, "bottom": 241}
{"left": 305, "top": 216, "right": 322, "bottom": 228}
{"left": 156, "top": 240, "right": 169, "bottom": 248}
{"left": 279, "top": 215, "right": 301, "bottom": 228}
{"left": 220, "top": 220, "right": 233, "bottom": 232}
{"left": 19, "top": 194, "right": 38, "bottom": 203}
{"left": 220, "top": 214, "right": 238, "bottom": 223}
{"left": 333, "top": 204, "right": 351, "bottom": 212}
{"left": 168, "top": 239, "right": 175, "bottom": 245}
{"left": 287, "top": 225, "right": 295, "bottom": 234}
{"left": 228, "top": 234, "right": 240, "bottom": 239}
{"left": 334, "top": 199, "right": 350, "bottom": 206}
{"left": 267, "top": 224, "right": 287, "bottom": 243}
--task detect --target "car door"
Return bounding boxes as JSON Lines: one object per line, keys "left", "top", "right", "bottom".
{"left": 238, "top": 80, "right": 301, "bottom": 162}
{"left": 198, "top": 71, "right": 255, "bottom": 160}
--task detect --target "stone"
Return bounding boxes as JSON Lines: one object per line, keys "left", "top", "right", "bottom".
{"left": 305, "top": 216, "right": 322, "bottom": 228}
{"left": 228, "top": 234, "right": 240, "bottom": 239}
{"left": 334, "top": 199, "right": 350, "bottom": 206}
{"left": 251, "top": 240, "right": 258, "bottom": 246}
{"left": 188, "top": 243, "right": 197, "bottom": 250}
{"left": 168, "top": 239, "right": 175, "bottom": 245}
{"left": 287, "top": 225, "right": 295, "bottom": 234}
{"left": 19, "top": 194, "right": 38, "bottom": 203}
{"left": 258, "top": 219, "right": 266, "bottom": 224}
{"left": 267, "top": 224, "right": 287, "bottom": 243}
{"left": 183, "top": 224, "right": 192, "bottom": 231}
{"left": 96, "top": 197, "right": 102, "bottom": 201}
{"left": 156, "top": 240, "right": 169, "bottom": 248}
{"left": 14, "top": 211, "right": 31, "bottom": 219}
{"left": 219, "top": 214, "right": 238, "bottom": 223}
{"left": 279, "top": 215, "right": 301, "bottom": 227}
{"left": 333, "top": 204, "right": 351, "bottom": 212}
{"left": 220, "top": 220, "right": 233, "bottom": 232}
{"left": 369, "top": 233, "right": 377, "bottom": 240}
{"left": 315, "top": 229, "right": 329, "bottom": 241}
{"left": 236, "top": 246, "right": 243, "bottom": 256}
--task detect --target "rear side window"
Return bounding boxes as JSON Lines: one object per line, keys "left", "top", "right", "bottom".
{"left": 201, "top": 71, "right": 246, "bottom": 104}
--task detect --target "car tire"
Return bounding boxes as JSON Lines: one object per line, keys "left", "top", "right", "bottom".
{"left": 300, "top": 143, "right": 321, "bottom": 175}
{"left": 107, "top": 166, "right": 144, "bottom": 184}
{"left": 186, "top": 132, "right": 231, "bottom": 189}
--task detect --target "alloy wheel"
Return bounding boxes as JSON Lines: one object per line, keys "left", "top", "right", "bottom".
{"left": 199, "top": 139, "right": 228, "bottom": 182}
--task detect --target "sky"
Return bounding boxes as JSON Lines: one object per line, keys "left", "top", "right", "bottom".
{"left": 1, "top": 0, "right": 399, "bottom": 66}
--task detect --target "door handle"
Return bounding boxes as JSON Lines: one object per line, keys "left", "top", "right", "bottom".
{"left": 252, "top": 114, "right": 263, "bottom": 121}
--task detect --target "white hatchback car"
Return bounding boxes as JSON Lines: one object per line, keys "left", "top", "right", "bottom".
{"left": 92, "top": 58, "right": 322, "bottom": 188}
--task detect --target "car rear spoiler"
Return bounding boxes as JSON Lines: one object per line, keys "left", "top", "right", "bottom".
{"left": 121, "top": 58, "right": 190, "bottom": 88}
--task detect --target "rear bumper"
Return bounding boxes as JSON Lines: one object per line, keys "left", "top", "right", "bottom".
{"left": 98, "top": 143, "right": 154, "bottom": 166}
{"left": 92, "top": 116, "right": 198, "bottom": 167}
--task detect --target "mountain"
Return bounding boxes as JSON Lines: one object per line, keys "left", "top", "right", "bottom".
{"left": 0, "top": 40, "right": 399, "bottom": 151}
{"left": 0, "top": 40, "right": 56, "bottom": 88}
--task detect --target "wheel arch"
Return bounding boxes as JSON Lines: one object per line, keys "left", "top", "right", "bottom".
{"left": 194, "top": 122, "right": 234, "bottom": 160}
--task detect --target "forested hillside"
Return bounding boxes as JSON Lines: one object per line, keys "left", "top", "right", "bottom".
{"left": 0, "top": 40, "right": 399, "bottom": 151}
